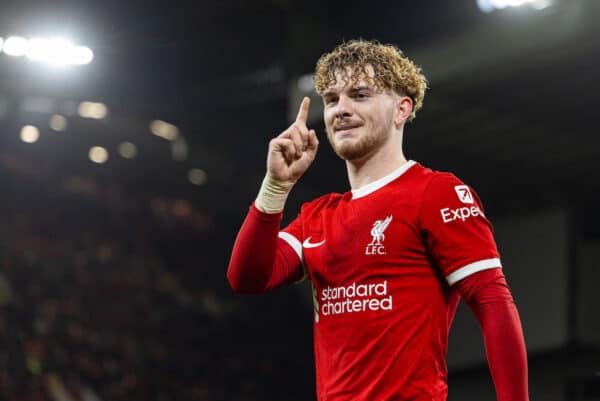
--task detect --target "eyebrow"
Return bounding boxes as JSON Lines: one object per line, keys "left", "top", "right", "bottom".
{"left": 322, "top": 90, "right": 337, "bottom": 99}
{"left": 349, "top": 85, "right": 371, "bottom": 92}
{"left": 322, "top": 85, "right": 372, "bottom": 98}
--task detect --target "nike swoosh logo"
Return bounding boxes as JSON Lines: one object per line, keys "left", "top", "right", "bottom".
{"left": 303, "top": 237, "right": 326, "bottom": 248}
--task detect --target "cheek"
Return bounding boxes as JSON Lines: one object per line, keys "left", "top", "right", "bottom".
{"left": 373, "top": 105, "right": 393, "bottom": 127}
{"left": 323, "top": 110, "right": 334, "bottom": 129}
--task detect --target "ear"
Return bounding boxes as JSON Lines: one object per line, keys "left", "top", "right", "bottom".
{"left": 394, "top": 96, "right": 413, "bottom": 127}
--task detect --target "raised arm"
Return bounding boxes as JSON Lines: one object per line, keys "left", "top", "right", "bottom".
{"left": 227, "top": 97, "right": 319, "bottom": 294}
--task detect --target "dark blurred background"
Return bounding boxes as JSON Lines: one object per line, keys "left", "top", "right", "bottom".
{"left": 0, "top": 0, "right": 599, "bottom": 400}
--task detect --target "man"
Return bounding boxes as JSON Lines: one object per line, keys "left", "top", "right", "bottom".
{"left": 227, "top": 39, "right": 528, "bottom": 401}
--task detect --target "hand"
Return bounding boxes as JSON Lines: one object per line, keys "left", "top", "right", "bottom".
{"left": 266, "top": 97, "right": 319, "bottom": 184}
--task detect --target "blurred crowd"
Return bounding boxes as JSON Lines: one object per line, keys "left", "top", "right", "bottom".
{"left": 0, "top": 166, "right": 314, "bottom": 401}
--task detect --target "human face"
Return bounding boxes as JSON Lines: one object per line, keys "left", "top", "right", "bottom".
{"left": 322, "top": 68, "right": 399, "bottom": 161}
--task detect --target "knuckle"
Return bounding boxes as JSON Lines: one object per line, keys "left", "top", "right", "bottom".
{"left": 293, "top": 122, "right": 307, "bottom": 133}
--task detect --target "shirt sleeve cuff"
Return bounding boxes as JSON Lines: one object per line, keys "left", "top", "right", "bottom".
{"left": 446, "top": 258, "right": 502, "bottom": 285}
{"left": 278, "top": 232, "right": 303, "bottom": 263}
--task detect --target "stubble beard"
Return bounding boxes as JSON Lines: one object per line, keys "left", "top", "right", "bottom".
{"left": 328, "top": 122, "right": 392, "bottom": 161}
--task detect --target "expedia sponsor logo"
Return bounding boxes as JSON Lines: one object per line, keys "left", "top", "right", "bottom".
{"left": 440, "top": 205, "right": 484, "bottom": 223}
{"left": 454, "top": 185, "right": 474, "bottom": 204}
{"left": 319, "top": 281, "right": 392, "bottom": 317}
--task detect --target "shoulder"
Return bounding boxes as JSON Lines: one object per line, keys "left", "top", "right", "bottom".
{"left": 422, "top": 166, "right": 483, "bottom": 214}
{"left": 397, "top": 162, "right": 464, "bottom": 196}
{"left": 300, "top": 192, "right": 344, "bottom": 215}
{"left": 418, "top": 166, "right": 472, "bottom": 202}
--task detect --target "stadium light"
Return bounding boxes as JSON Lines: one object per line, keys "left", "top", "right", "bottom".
{"left": 20, "top": 125, "right": 40, "bottom": 143}
{"left": 3, "top": 36, "right": 28, "bottom": 56}
{"left": 49, "top": 114, "right": 68, "bottom": 131}
{"left": 118, "top": 142, "right": 137, "bottom": 159}
{"left": 27, "top": 38, "right": 93, "bottom": 66}
{"left": 78, "top": 101, "right": 108, "bottom": 119}
{"left": 476, "top": 0, "right": 553, "bottom": 13}
{"left": 188, "top": 168, "right": 207, "bottom": 186}
{"left": 89, "top": 146, "right": 108, "bottom": 164}
{"left": 1, "top": 35, "right": 93, "bottom": 66}
{"left": 149, "top": 120, "right": 179, "bottom": 141}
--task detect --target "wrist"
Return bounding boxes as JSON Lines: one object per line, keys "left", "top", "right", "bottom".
{"left": 255, "top": 174, "right": 294, "bottom": 214}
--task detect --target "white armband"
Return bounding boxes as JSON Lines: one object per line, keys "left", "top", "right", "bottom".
{"left": 254, "top": 174, "right": 294, "bottom": 214}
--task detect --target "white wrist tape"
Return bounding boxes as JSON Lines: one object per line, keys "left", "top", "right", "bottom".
{"left": 255, "top": 174, "right": 294, "bottom": 214}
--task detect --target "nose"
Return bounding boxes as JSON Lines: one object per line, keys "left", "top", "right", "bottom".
{"left": 333, "top": 95, "right": 352, "bottom": 119}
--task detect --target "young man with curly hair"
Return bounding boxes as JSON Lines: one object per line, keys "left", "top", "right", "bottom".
{"left": 227, "top": 39, "right": 529, "bottom": 401}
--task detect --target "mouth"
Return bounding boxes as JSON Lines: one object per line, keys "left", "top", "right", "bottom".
{"left": 334, "top": 124, "right": 361, "bottom": 136}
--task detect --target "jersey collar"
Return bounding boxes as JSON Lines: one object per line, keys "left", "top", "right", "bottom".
{"left": 351, "top": 160, "right": 417, "bottom": 200}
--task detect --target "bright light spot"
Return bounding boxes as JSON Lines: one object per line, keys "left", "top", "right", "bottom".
{"left": 1, "top": 36, "right": 93, "bottom": 65}
{"left": 49, "top": 114, "right": 68, "bottom": 131}
{"left": 532, "top": 0, "right": 552, "bottom": 9}
{"left": 78, "top": 101, "right": 108, "bottom": 119}
{"left": 297, "top": 74, "right": 315, "bottom": 92}
{"left": 476, "top": 0, "right": 551, "bottom": 12}
{"left": 188, "top": 168, "right": 207, "bottom": 186}
{"left": 0, "top": 37, "right": 4, "bottom": 52}
{"left": 27, "top": 37, "right": 93, "bottom": 66}
{"left": 71, "top": 46, "right": 94, "bottom": 64}
{"left": 118, "top": 142, "right": 137, "bottom": 159}
{"left": 89, "top": 146, "right": 108, "bottom": 163}
{"left": 20, "top": 125, "right": 40, "bottom": 143}
{"left": 150, "top": 120, "right": 179, "bottom": 141}
{"left": 477, "top": 0, "right": 495, "bottom": 12}
{"left": 3, "top": 36, "right": 28, "bottom": 57}
{"left": 27, "top": 38, "right": 71, "bottom": 65}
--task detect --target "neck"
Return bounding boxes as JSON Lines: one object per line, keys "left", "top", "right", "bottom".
{"left": 345, "top": 140, "right": 407, "bottom": 190}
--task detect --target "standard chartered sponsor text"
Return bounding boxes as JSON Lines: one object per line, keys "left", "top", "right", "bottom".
{"left": 320, "top": 281, "right": 392, "bottom": 316}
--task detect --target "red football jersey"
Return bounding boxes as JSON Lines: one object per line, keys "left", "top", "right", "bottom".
{"left": 279, "top": 161, "right": 501, "bottom": 401}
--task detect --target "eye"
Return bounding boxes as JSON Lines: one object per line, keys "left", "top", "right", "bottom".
{"left": 324, "top": 97, "right": 338, "bottom": 106}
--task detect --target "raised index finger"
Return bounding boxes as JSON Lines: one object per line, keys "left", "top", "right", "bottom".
{"left": 295, "top": 96, "right": 310, "bottom": 124}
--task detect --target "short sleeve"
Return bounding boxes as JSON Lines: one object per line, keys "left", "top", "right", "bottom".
{"left": 420, "top": 173, "right": 501, "bottom": 285}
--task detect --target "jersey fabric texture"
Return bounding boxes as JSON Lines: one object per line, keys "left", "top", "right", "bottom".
{"left": 278, "top": 161, "right": 501, "bottom": 401}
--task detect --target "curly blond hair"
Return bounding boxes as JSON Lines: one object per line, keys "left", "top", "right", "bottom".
{"left": 314, "top": 39, "right": 428, "bottom": 121}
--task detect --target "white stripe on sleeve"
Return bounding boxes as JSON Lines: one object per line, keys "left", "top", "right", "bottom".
{"left": 278, "top": 232, "right": 304, "bottom": 263}
{"left": 446, "top": 258, "right": 502, "bottom": 285}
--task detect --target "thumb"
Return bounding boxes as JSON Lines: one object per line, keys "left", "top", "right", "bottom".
{"left": 307, "top": 129, "right": 319, "bottom": 151}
